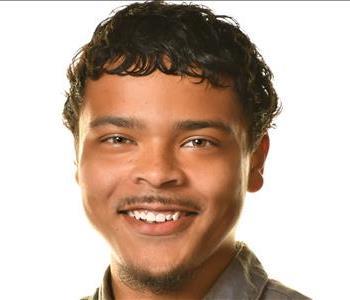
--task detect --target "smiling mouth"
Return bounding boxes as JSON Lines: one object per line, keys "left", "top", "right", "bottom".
{"left": 119, "top": 210, "right": 198, "bottom": 224}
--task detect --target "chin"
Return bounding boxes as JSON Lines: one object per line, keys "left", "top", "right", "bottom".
{"left": 116, "top": 255, "right": 194, "bottom": 294}
{"left": 115, "top": 236, "right": 195, "bottom": 272}
{"left": 126, "top": 252, "right": 190, "bottom": 275}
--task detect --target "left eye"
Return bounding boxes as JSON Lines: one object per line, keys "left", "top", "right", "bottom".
{"left": 182, "top": 138, "right": 215, "bottom": 148}
{"left": 101, "top": 135, "right": 134, "bottom": 145}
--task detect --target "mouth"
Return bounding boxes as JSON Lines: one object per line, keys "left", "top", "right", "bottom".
{"left": 117, "top": 207, "right": 199, "bottom": 236}
{"left": 118, "top": 209, "right": 198, "bottom": 223}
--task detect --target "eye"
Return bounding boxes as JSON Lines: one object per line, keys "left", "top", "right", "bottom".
{"left": 101, "top": 135, "right": 135, "bottom": 145}
{"left": 182, "top": 138, "right": 217, "bottom": 148}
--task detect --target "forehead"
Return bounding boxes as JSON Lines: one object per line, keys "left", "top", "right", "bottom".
{"left": 80, "top": 71, "right": 245, "bottom": 129}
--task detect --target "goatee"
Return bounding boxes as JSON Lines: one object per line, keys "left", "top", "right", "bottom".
{"left": 117, "top": 262, "right": 194, "bottom": 294}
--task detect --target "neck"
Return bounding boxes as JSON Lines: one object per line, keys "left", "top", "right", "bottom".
{"left": 110, "top": 238, "right": 237, "bottom": 300}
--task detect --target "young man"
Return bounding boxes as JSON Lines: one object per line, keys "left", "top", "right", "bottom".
{"left": 63, "top": 1, "right": 310, "bottom": 299}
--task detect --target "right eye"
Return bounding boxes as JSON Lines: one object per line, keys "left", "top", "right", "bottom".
{"left": 101, "top": 135, "right": 135, "bottom": 145}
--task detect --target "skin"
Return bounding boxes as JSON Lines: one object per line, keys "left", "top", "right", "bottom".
{"left": 76, "top": 71, "right": 269, "bottom": 299}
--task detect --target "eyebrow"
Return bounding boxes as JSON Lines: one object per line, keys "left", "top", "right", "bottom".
{"left": 175, "top": 120, "right": 234, "bottom": 134}
{"left": 89, "top": 116, "right": 234, "bottom": 134}
{"left": 89, "top": 116, "right": 145, "bottom": 129}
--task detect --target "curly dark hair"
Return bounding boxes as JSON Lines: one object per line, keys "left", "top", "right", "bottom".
{"left": 63, "top": 1, "right": 280, "bottom": 151}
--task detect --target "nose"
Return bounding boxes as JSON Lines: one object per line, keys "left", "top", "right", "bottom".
{"left": 130, "top": 144, "right": 186, "bottom": 189}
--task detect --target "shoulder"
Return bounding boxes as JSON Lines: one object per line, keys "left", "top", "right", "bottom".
{"left": 260, "top": 279, "right": 312, "bottom": 300}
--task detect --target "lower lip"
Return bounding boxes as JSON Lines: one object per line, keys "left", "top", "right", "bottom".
{"left": 121, "top": 214, "right": 197, "bottom": 236}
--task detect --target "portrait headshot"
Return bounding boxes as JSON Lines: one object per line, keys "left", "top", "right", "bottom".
{"left": 0, "top": 1, "right": 349, "bottom": 300}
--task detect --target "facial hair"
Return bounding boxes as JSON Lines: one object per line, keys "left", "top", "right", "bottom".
{"left": 117, "top": 260, "right": 194, "bottom": 294}
{"left": 115, "top": 194, "right": 200, "bottom": 294}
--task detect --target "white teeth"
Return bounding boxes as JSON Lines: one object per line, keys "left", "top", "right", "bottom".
{"left": 140, "top": 211, "right": 147, "bottom": 220}
{"left": 172, "top": 212, "right": 180, "bottom": 221}
{"left": 146, "top": 212, "right": 156, "bottom": 223}
{"left": 155, "top": 213, "right": 166, "bottom": 222}
{"left": 128, "top": 210, "right": 182, "bottom": 222}
{"left": 134, "top": 211, "right": 141, "bottom": 220}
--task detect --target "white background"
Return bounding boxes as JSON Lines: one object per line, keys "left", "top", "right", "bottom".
{"left": 0, "top": 1, "right": 349, "bottom": 299}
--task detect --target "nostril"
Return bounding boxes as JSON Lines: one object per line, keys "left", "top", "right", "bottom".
{"left": 132, "top": 169, "right": 185, "bottom": 188}
{"left": 135, "top": 176, "right": 180, "bottom": 188}
{"left": 129, "top": 151, "right": 186, "bottom": 188}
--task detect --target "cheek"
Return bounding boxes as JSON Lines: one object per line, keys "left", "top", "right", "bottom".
{"left": 78, "top": 145, "right": 131, "bottom": 196}
{"left": 188, "top": 152, "right": 245, "bottom": 204}
{"left": 77, "top": 153, "right": 128, "bottom": 225}
{"left": 214, "top": 160, "right": 245, "bottom": 222}
{"left": 188, "top": 154, "right": 246, "bottom": 235}
{"left": 79, "top": 160, "right": 115, "bottom": 201}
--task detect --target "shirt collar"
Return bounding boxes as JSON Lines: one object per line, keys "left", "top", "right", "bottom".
{"left": 94, "top": 242, "right": 268, "bottom": 300}
{"left": 96, "top": 265, "right": 114, "bottom": 300}
{"left": 203, "top": 242, "right": 269, "bottom": 300}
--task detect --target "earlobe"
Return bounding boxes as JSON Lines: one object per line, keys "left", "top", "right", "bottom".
{"left": 247, "top": 134, "right": 270, "bottom": 193}
{"left": 248, "top": 169, "right": 264, "bottom": 193}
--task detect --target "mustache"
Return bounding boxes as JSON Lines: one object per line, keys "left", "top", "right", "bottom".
{"left": 116, "top": 195, "right": 202, "bottom": 212}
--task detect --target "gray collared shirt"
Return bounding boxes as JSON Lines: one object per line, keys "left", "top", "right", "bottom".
{"left": 82, "top": 242, "right": 311, "bottom": 300}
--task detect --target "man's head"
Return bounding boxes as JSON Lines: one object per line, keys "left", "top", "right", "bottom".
{"left": 63, "top": 1, "right": 279, "bottom": 295}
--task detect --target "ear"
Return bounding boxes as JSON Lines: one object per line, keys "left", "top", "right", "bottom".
{"left": 74, "top": 160, "right": 80, "bottom": 184}
{"left": 248, "top": 134, "right": 270, "bottom": 193}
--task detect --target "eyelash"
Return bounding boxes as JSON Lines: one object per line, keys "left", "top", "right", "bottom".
{"left": 182, "top": 138, "right": 218, "bottom": 148}
{"left": 101, "top": 135, "right": 134, "bottom": 145}
{"left": 100, "top": 135, "right": 218, "bottom": 148}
